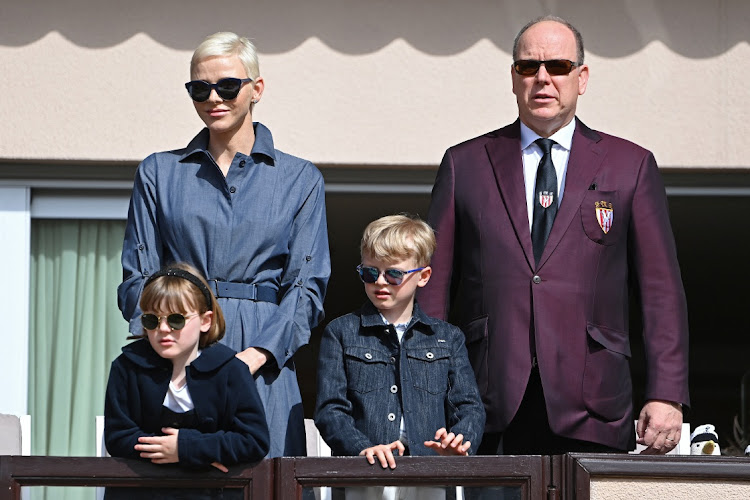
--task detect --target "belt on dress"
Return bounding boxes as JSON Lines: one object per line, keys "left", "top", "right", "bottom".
{"left": 207, "top": 280, "right": 278, "bottom": 303}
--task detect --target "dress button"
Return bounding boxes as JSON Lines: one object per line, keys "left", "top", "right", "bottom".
{"left": 387, "top": 413, "right": 396, "bottom": 421}
{"left": 239, "top": 160, "right": 246, "bottom": 168}
{"left": 305, "top": 255, "right": 312, "bottom": 261}
{"left": 426, "top": 352, "right": 434, "bottom": 359}
{"left": 138, "top": 244, "right": 144, "bottom": 251}
{"left": 532, "top": 275, "right": 542, "bottom": 284}
{"left": 229, "top": 186, "right": 237, "bottom": 194}
{"left": 365, "top": 353, "right": 372, "bottom": 360}
{"left": 390, "top": 385, "right": 398, "bottom": 394}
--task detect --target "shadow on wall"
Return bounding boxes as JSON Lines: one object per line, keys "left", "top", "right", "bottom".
{"left": 0, "top": 0, "right": 747, "bottom": 57}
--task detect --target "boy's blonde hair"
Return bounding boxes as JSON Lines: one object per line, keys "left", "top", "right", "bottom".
{"left": 137, "top": 262, "right": 226, "bottom": 348}
{"left": 360, "top": 214, "right": 436, "bottom": 267}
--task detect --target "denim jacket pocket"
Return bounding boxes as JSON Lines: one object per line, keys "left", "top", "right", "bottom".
{"left": 345, "top": 346, "right": 391, "bottom": 393}
{"left": 406, "top": 346, "right": 450, "bottom": 395}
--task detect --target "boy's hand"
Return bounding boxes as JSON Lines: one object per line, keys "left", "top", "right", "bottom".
{"left": 424, "top": 427, "right": 470, "bottom": 456}
{"left": 360, "top": 440, "right": 405, "bottom": 469}
{"left": 135, "top": 427, "right": 180, "bottom": 464}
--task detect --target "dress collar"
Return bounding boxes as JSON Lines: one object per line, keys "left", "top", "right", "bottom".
{"left": 178, "top": 122, "right": 277, "bottom": 164}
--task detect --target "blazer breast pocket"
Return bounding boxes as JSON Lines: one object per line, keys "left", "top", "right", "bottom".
{"left": 580, "top": 190, "right": 621, "bottom": 246}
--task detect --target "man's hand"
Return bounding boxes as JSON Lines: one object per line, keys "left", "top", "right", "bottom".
{"left": 135, "top": 427, "right": 180, "bottom": 464}
{"left": 424, "top": 427, "right": 470, "bottom": 456}
{"left": 360, "top": 440, "right": 406, "bottom": 469}
{"left": 636, "top": 400, "right": 683, "bottom": 454}
{"left": 236, "top": 347, "right": 271, "bottom": 374}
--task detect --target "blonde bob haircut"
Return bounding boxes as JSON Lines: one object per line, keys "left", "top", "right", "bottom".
{"left": 137, "top": 262, "right": 226, "bottom": 348}
{"left": 360, "top": 214, "right": 436, "bottom": 268}
{"left": 191, "top": 31, "right": 260, "bottom": 81}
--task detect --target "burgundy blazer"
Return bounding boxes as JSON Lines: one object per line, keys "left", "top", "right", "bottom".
{"left": 418, "top": 119, "right": 689, "bottom": 450}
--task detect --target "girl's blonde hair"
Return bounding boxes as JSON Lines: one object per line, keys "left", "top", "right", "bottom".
{"left": 137, "top": 262, "right": 225, "bottom": 348}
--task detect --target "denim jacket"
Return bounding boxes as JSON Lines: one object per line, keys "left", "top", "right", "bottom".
{"left": 314, "top": 301, "right": 485, "bottom": 456}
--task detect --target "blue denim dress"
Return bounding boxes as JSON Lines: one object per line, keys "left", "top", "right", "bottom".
{"left": 117, "top": 123, "right": 330, "bottom": 457}
{"left": 314, "top": 301, "right": 485, "bottom": 456}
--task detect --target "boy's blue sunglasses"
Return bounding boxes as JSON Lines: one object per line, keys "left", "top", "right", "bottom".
{"left": 356, "top": 265, "right": 424, "bottom": 286}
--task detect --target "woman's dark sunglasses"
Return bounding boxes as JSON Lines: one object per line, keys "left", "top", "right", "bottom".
{"left": 356, "top": 265, "right": 425, "bottom": 286}
{"left": 184, "top": 77, "right": 253, "bottom": 102}
{"left": 513, "top": 59, "right": 580, "bottom": 76}
{"left": 141, "top": 313, "right": 199, "bottom": 331}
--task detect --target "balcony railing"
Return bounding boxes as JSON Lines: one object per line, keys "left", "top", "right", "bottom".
{"left": 2, "top": 454, "right": 750, "bottom": 500}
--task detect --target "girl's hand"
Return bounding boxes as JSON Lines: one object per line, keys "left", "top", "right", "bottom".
{"left": 135, "top": 427, "right": 180, "bottom": 464}
{"left": 359, "top": 440, "right": 405, "bottom": 469}
{"left": 211, "top": 462, "right": 229, "bottom": 473}
{"left": 424, "top": 427, "right": 470, "bottom": 456}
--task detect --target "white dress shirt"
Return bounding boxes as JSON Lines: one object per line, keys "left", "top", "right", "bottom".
{"left": 520, "top": 119, "right": 576, "bottom": 230}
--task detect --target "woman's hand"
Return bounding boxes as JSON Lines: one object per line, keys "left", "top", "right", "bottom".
{"left": 135, "top": 427, "right": 180, "bottom": 464}
{"left": 424, "top": 427, "right": 470, "bottom": 456}
{"left": 360, "top": 440, "right": 406, "bottom": 469}
{"left": 236, "top": 347, "right": 270, "bottom": 374}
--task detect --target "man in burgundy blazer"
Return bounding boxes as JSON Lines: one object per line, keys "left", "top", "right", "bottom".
{"left": 418, "top": 16, "right": 689, "bottom": 454}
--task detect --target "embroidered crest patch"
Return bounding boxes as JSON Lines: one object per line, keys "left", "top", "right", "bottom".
{"left": 595, "top": 201, "right": 613, "bottom": 234}
{"left": 538, "top": 191, "right": 554, "bottom": 209}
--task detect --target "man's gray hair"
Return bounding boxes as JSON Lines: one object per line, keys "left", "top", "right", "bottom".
{"left": 512, "top": 16, "right": 585, "bottom": 64}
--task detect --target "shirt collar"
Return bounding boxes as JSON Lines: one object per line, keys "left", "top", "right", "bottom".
{"left": 519, "top": 118, "right": 576, "bottom": 152}
{"left": 178, "top": 122, "right": 277, "bottom": 164}
{"left": 360, "top": 300, "right": 437, "bottom": 333}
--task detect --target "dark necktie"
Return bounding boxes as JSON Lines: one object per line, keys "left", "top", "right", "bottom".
{"left": 531, "top": 138, "right": 558, "bottom": 265}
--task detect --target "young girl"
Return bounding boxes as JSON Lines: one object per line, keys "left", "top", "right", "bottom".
{"left": 105, "top": 263, "right": 269, "bottom": 499}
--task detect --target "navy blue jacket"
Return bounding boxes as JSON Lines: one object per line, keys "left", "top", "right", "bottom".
{"left": 104, "top": 339, "right": 269, "bottom": 467}
{"left": 314, "top": 301, "right": 485, "bottom": 456}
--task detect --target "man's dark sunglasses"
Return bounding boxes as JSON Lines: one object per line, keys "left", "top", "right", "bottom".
{"left": 184, "top": 77, "right": 253, "bottom": 102}
{"left": 356, "top": 265, "right": 424, "bottom": 286}
{"left": 513, "top": 59, "right": 580, "bottom": 76}
{"left": 141, "top": 313, "right": 199, "bottom": 331}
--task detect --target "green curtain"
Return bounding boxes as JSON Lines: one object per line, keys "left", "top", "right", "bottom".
{"left": 28, "top": 220, "right": 128, "bottom": 499}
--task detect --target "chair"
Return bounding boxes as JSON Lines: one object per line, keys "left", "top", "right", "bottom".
{"left": 305, "top": 418, "right": 332, "bottom": 457}
{"left": 0, "top": 413, "right": 30, "bottom": 456}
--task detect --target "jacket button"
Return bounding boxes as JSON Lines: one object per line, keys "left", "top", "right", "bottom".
{"left": 365, "top": 353, "right": 372, "bottom": 360}
{"left": 426, "top": 352, "right": 434, "bottom": 359}
{"left": 229, "top": 186, "right": 237, "bottom": 194}
{"left": 387, "top": 413, "right": 396, "bottom": 421}
{"left": 532, "top": 275, "right": 542, "bottom": 284}
{"left": 390, "top": 385, "right": 398, "bottom": 393}
{"left": 390, "top": 356, "right": 396, "bottom": 363}
{"left": 239, "top": 160, "right": 246, "bottom": 168}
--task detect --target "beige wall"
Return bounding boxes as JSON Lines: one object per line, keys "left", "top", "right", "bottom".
{"left": 1, "top": 0, "right": 748, "bottom": 168}
{"left": 591, "top": 478, "right": 750, "bottom": 500}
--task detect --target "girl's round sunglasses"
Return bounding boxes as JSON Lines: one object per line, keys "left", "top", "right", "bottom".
{"left": 356, "top": 265, "right": 425, "bottom": 286}
{"left": 141, "top": 313, "right": 199, "bottom": 331}
{"left": 184, "top": 77, "right": 253, "bottom": 102}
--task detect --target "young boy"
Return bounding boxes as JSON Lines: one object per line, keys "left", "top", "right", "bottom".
{"left": 315, "top": 214, "right": 485, "bottom": 474}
